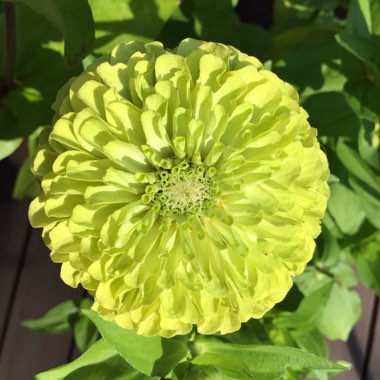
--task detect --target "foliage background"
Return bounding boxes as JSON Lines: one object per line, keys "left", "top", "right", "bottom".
{"left": 0, "top": 0, "right": 379, "bottom": 379}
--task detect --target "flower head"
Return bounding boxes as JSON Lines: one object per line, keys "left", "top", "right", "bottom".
{"left": 29, "top": 38, "right": 329, "bottom": 337}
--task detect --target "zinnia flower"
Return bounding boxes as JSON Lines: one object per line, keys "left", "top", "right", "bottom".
{"left": 29, "top": 38, "right": 329, "bottom": 337}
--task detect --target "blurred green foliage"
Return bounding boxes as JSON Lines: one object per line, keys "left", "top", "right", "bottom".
{"left": 1, "top": 0, "right": 379, "bottom": 379}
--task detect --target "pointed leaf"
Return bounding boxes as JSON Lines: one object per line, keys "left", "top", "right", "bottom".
{"left": 23, "top": 300, "right": 79, "bottom": 334}
{"left": 193, "top": 339, "right": 349, "bottom": 380}
{"left": 82, "top": 310, "right": 189, "bottom": 377}
{"left": 34, "top": 338, "right": 152, "bottom": 380}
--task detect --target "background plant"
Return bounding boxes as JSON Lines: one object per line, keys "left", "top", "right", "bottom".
{"left": 0, "top": 0, "right": 379, "bottom": 379}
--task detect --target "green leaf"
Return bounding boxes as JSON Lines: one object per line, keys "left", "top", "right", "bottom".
{"left": 192, "top": 0, "right": 272, "bottom": 60}
{"left": 72, "top": 313, "right": 100, "bottom": 353}
{"left": 352, "top": 231, "right": 380, "bottom": 295}
{"left": 357, "top": 0, "right": 380, "bottom": 35}
{"left": 6, "top": 0, "right": 94, "bottom": 66}
{"left": 295, "top": 267, "right": 361, "bottom": 341}
{"left": 272, "top": 25, "right": 318, "bottom": 62}
{"left": 301, "top": 92, "right": 359, "bottom": 137}
{"left": 35, "top": 338, "right": 152, "bottom": 380}
{"left": 193, "top": 339, "right": 349, "bottom": 380}
{"left": 172, "top": 362, "right": 224, "bottom": 380}
{"left": 336, "top": 139, "right": 380, "bottom": 191}
{"left": 318, "top": 283, "right": 361, "bottom": 341}
{"left": 346, "top": 0, "right": 371, "bottom": 37}
{"left": 336, "top": 34, "right": 380, "bottom": 66}
{"left": 0, "top": 4, "right": 81, "bottom": 140}
{"left": 317, "top": 228, "right": 341, "bottom": 267}
{"left": 273, "top": 31, "right": 364, "bottom": 94}
{"left": 82, "top": 310, "right": 189, "bottom": 377}
{"left": 336, "top": 34, "right": 380, "bottom": 83}
{"left": 218, "top": 319, "right": 272, "bottom": 345}
{"left": 327, "top": 182, "right": 366, "bottom": 235}
{"left": 89, "top": 0, "right": 178, "bottom": 55}
{"left": 349, "top": 176, "right": 380, "bottom": 229}
{"left": 12, "top": 126, "right": 45, "bottom": 200}
{"left": 0, "top": 46, "right": 80, "bottom": 139}
{"left": 12, "top": 157, "right": 40, "bottom": 200}
{"left": 294, "top": 267, "right": 331, "bottom": 296}
{"left": 345, "top": 82, "right": 380, "bottom": 123}
{"left": 330, "top": 263, "right": 359, "bottom": 289}
{"left": 358, "top": 120, "right": 380, "bottom": 170}
{"left": 22, "top": 300, "right": 79, "bottom": 334}
{"left": 159, "top": 0, "right": 272, "bottom": 60}
{"left": 0, "top": 137, "right": 22, "bottom": 161}
{"left": 290, "top": 329, "right": 328, "bottom": 359}
{"left": 274, "top": 282, "right": 333, "bottom": 331}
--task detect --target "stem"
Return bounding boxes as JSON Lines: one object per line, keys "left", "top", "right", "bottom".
{"left": 315, "top": 265, "right": 342, "bottom": 286}
{"left": 2, "top": 2, "right": 17, "bottom": 91}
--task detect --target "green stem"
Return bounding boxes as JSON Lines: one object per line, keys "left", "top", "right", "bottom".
{"left": 2, "top": 2, "right": 17, "bottom": 91}
{"left": 315, "top": 265, "right": 342, "bottom": 286}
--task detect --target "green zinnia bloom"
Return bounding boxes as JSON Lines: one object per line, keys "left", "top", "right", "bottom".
{"left": 29, "top": 39, "right": 329, "bottom": 337}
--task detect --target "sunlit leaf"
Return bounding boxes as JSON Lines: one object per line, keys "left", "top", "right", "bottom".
{"left": 89, "top": 0, "right": 178, "bottom": 55}
{"left": 358, "top": 120, "right": 380, "bottom": 170}
{"left": 318, "top": 283, "right": 361, "bottom": 341}
{"left": 274, "top": 282, "right": 333, "bottom": 331}
{"left": 0, "top": 137, "right": 22, "bottom": 161}
{"left": 349, "top": 176, "right": 380, "bottom": 229}
{"left": 327, "top": 182, "right": 366, "bottom": 235}
{"left": 192, "top": 339, "right": 348, "bottom": 380}
{"left": 336, "top": 34, "right": 380, "bottom": 85}
{"left": 295, "top": 266, "right": 361, "bottom": 341}
{"left": 357, "top": 0, "right": 380, "bottom": 35}
{"left": 82, "top": 310, "right": 189, "bottom": 377}
{"left": 13, "top": 126, "right": 44, "bottom": 200}
{"left": 336, "top": 139, "right": 380, "bottom": 191}
{"left": 290, "top": 329, "right": 328, "bottom": 359}
{"left": 5, "top": 0, "right": 94, "bottom": 65}
{"left": 34, "top": 338, "right": 152, "bottom": 380}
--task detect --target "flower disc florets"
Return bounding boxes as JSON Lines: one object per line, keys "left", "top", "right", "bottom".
{"left": 29, "top": 38, "right": 329, "bottom": 337}
{"left": 152, "top": 161, "right": 218, "bottom": 218}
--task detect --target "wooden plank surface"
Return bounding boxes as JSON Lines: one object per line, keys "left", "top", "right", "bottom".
{"left": 328, "top": 338, "right": 358, "bottom": 380}
{"left": 350, "top": 284, "right": 378, "bottom": 379}
{"left": 367, "top": 297, "right": 380, "bottom": 380}
{"left": 0, "top": 202, "right": 30, "bottom": 342}
{"left": 0, "top": 226, "right": 81, "bottom": 380}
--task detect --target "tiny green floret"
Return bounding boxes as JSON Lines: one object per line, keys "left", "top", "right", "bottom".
{"left": 154, "top": 161, "right": 218, "bottom": 217}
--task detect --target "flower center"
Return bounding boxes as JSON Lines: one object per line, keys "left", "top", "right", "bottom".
{"left": 149, "top": 161, "right": 218, "bottom": 217}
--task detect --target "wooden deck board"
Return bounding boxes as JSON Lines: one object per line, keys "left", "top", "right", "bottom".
{"left": 328, "top": 339, "right": 358, "bottom": 380}
{"left": 348, "top": 284, "right": 376, "bottom": 376}
{"left": 368, "top": 297, "right": 380, "bottom": 380}
{"left": 0, "top": 226, "right": 81, "bottom": 380}
{"left": 0, "top": 202, "right": 29, "bottom": 337}
{"left": 326, "top": 283, "right": 377, "bottom": 380}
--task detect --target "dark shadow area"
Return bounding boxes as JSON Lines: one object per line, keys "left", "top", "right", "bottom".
{"left": 0, "top": 158, "right": 17, "bottom": 202}
{"left": 236, "top": 0, "right": 275, "bottom": 28}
